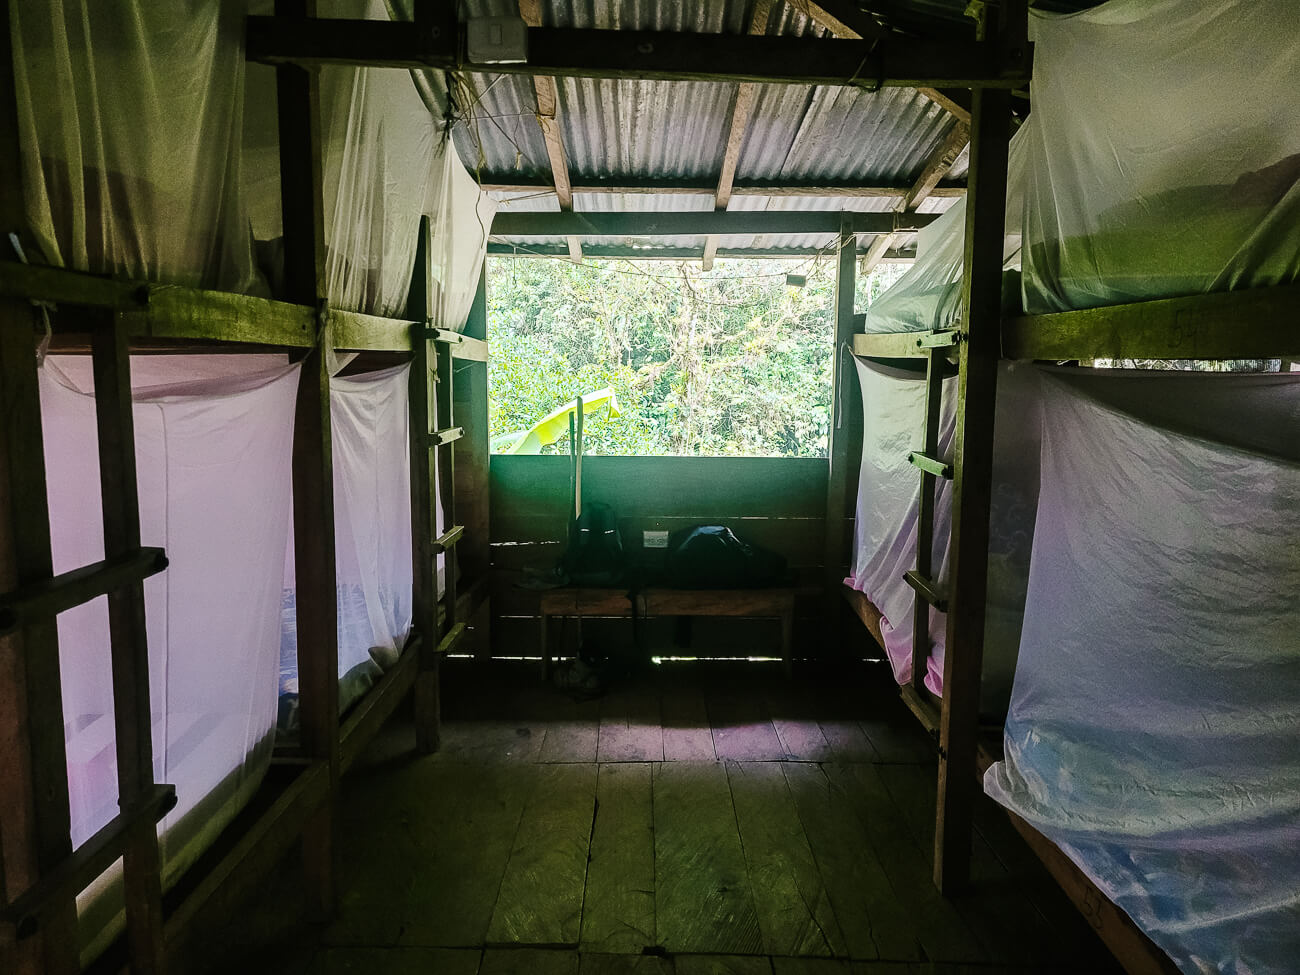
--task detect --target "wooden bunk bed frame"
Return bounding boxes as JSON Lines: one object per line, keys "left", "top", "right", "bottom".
{"left": 0, "top": 5, "right": 491, "bottom": 972}
{"left": 849, "top": 85, "right": 1300, "bottom": 975}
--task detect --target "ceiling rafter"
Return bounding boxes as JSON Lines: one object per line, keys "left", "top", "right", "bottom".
{"left": 702, "top": 0, "right": 773, "bottom": 270}
{"left": 518, "top": 0, "right": 581, "bottom": 262}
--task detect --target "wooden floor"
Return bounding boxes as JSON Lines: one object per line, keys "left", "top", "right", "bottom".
{"left": 210, "top": 658, "right": 1121, "bottom": 975}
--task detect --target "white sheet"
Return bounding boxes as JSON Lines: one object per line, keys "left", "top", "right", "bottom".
{"left": 986, "top": 369, "right": 1300, "bottom": 974}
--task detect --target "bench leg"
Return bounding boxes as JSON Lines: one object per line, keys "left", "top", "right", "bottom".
{"left": 781, "top": 606, "right": 795, "bottom": 678}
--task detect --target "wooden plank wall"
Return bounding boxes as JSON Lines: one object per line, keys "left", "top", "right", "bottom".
{"left": 490, "top": 455, "right": 827, "bottom": 657}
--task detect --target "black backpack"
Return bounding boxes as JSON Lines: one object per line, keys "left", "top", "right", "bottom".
{"left": 663, "top": 525, "right": 787, "bottom": 590}
{"left": 562, "top": 502, "right": 625, "bottom": 586}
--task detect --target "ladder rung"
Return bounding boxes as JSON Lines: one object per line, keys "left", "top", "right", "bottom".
{"left": 435, "top": 622, "right": 467, "bottom": 655}
{"left": 431, "top": 525, "right": 464, "bottom": 555}
{"left": 2, "top": 783, "right": 176, "bottom": 939}
{"left": 918, "top": 328, "right": 961, "bottom": 349}
{"left": 0, "top": 547, "right": 169, "bottom": 636}
{"left": 903, "top": 570, "right": 948, "bottom": 612}
{"left": 424, "top": 326, "right": 464, "bottom": 345}
{"left": 908, "top": 451, "right": 952, "bottom": 479}
{"left": 429, "top": 426, "right": 463, "bottom": 447}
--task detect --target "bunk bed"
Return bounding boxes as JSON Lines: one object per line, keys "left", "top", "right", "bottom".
{"left": 0, "top": 1, "right": 493, "bottom": 972}
{"left": 846, "top": 2, "right": 1300, "bottom": 972}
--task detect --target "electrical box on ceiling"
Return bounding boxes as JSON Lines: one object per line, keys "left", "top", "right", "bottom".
{"left": 467, "top": 17, "right": 528, "bottom": 64}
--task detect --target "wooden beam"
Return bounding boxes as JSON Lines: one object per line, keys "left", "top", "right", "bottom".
{"left": 857, "top": 230, "right": 895, "bottom": 277}
{"left": 1003, "top": 286, "right": 1300, "bottom": 360}
{"left": 934, "top": 85, "right": 1012, "bottom": 895}
{"left": 823, "top": 217, "right": 858, "bottom": 590}
{"left": 489, "top": 243, "right": 917, "bottom": 261}
{"left": 492, "top": 210, "right": 936, "bottom": 237}
{"left": 790, "top": 0, "right": 886, "bottom": 41}
{"left": 454, "top": 270, "right": 492, "bottom": 588}
{"left": 0, "top": 1, "right": 79, "bottom": 965}
{"left": 0, "top": 547, "right": 167, "bottom": 637}
{"left": 906, "top": 122, "right": 970, "bottom": 211}
{"left": 405, "top": 219, "right": 439, "bottom": 753}
{"left": 478, "top": 174, "right": 966, "bottom": 198}
{"left": 915, "top": 87, "right": 972, "bottom": 125}
{"left": 245, "top": 18, "right": 1028, "bottom": 88}
{"left": 704, "top": 0, "right": 772, "bottom": 270}
{"left": 275, "top": 0, "right": 338, "bottom": 920}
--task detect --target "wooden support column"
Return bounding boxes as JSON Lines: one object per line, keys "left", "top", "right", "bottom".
{"left": 275, "top": 0, "right": 338, "bottom": 918}
{"left": 454, "top": 269, "right": 491, "bottom": 658}
{"left": 933, "top": 85, "right": 1011, "bottom": 895}
{"left": 406, "top": 217, "right": 440, "bottom": 751}
{"left": 0, "top": 3, "right": 79, "bottom": 970}
{"left": 91, "top": 311, "right": 166, "bottom": 973}
{"left": 909, "top": 346, "right": 946, "bottom": 690}
{"left": 823, "top": 217, "right": 858, "bottom": 615}
{"left": 703, "top": 0, "right": 772, "bottom": 270}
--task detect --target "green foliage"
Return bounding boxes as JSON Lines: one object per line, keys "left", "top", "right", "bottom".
{"left": 487, "top": 256, "right": 908, "bottom": 457}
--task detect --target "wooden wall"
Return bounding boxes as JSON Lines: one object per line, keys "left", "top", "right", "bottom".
{"left": 489, "top": 455, "right": 829, "bottom": 658}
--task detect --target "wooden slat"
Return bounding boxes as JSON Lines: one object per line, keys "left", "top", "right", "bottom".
{"left": 725, "top": 760, "right": 844, "bottom": 957}
{"left": 910, "top": 348, "right": 948, "bottom": 694}
{"left": 0, "top": 546, "right": 167, "bottom": 636}
{"left": 907, "top": 450, "right": 952, "bottom": 480}
{"left": 486, "top": 763, "right": 597, "bottom": 945}
{"left": 92, "top": 311, "right": 167, "bottom": 972}
{"left": 492, "top": 209, "right": 936, "bottom": 237}
{"left": 430, "top": 426, "right": 464, "bottom": 447}
{"left": 0, "top": 784, "right": 175, "bottom": 939}
{"left": 898, "top": 683, "right": 942, "bottom": 737}
{"left": 490, "top": 243, "right": 919, "bottom": 261}
{"left": 580, "top": 763, "right": 655, "bottom": 952}
{"left": 652, "top": 762, "right": 761, "bottom": 954}
{"left": 276, "top": 0, "right": 338, "bottom": 918}
{"left": 0, "top": 261, "right": 147, "bottom": 310}
{"left": 246, "top": 19, "right": 1032, "bottom": 89}
{"left": 142, "top": 285, "right": 314, "bottom": 347}
{"left": 822, "top": 217, "right": 858, "bottom": 589}
{"left": 478, "top": 174, "right": 967, "bottom": 198}
{"left": 904, "top": 568, "right": 947, "bottom": 612}
{"left": 790, "top": 0, "right": 885, "bottom": 41}
{"left": 431, "top": 524, "right": 464, "bottom": 555}
{"left": 1002, "top": 285, "right": 1300, "bottom": 360}
{"left": 329, "top": 307, "right": 414, "bottom": 352}
{"left": 851, "top": 330, "right": 930, "bottom": 358}
{"left": 906, "top": 123, "right": 971, "bottom": 211}
{"left": 934, "top": 85, "right": 1012, "bottom": 895}
{"left": 916, "top": 87, "right": 973, "bottom": 124}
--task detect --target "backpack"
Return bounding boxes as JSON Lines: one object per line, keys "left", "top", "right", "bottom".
{"left": 662, "top": 525, "right": 787, "bottom": 590}
{"left": 562, "top": 502, "right": 625, "bottom": 586}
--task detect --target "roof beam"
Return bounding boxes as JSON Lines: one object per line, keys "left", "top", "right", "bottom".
{"left": 517, "top": 0, "right": 582, "bottom": 263}
{"left": 480, "top": 175, "right": 966, "bottom": 198}
{"left": 704, "top": 0, "right": 772, "bottom": 270}
{"left": 245, "top": 19, "right": 1028, "bottom": 88}
{"left": 488, "top": 243, "right": 917, "bottom": 261}
{"left": 862, "top": 119, "right": 969, "bottom": 276}
{"left": 491, "top": 210, "right": 937, "bottom": 237}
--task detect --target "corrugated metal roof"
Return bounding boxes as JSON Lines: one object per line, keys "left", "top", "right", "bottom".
{"left": 456, "top": 0, "right": 1053, "bottom": 258}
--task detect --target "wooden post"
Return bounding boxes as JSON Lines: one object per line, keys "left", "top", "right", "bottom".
{"left": 823, "top": 216, "right": 858, "bottom": 631}
{"left": 406, "top": 217, "right": 439, "bottom": 752}
{"left": 275, "top": 0, "right": 338, "bottom": 919}
{"left": 933, "top": 85, "right": 1012, "bottom": 894}
{"left": 0, "top": 2, "right": 80, "bottom": 970}
{"left": 91, "top": 310, "right": 166, "bottom": 973}
{"left": 454, "top": 268, "right": 491, "bottom": 658}
{"left": 910, "top": 347, "right": 946, "bottom": 691}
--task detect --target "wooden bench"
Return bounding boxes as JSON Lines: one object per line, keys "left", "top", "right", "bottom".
{"left": 538, "top": 587, "right": 798, "bottom": 677}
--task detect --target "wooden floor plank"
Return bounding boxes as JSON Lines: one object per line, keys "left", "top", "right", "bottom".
{"left": 726, "top": 761, "right": 845, "bottom": 958}
{"left": 780, "top": 762, "right": 920, "bottom": 962}
{"left": 653, "top": 762, "right": 763, "bottom": 955}
{"left": 824, "top": 763, "right": 987, "bottom": 964}
{"left": 539, "top": 695, "right": 602, "bottom": 763}
{"left": 307, "top": 946, "right": 482, "bottom": 975}
{"left": 392, "top": 763, "right": 538, "bottom": 948}
{"left": 599, "top": 687, "right": 665, "bottom": 762}
{"left": 772, "top": 959, "right": 852, "bottom": 975}
{"left": 481, "top": 947, "right": 579, "bottom": 975}
{"left": 675, "top": 955, "right": 772, "bottom": 975}
{"left": 708, "top": 693, "right": 786, "bottom": 762}
{"left": 488, "top": 763, "right": 599, "bottom": 945}
{"left": 579, "top": 952, "right": 675, "bottom": 974}
{"left": 661, "top": 685, "right": 717, "bottom": 761}
{"left": 581, "top": 763, "right": 657, "bottom": 953}
{"left": 816, "top": 719, "right": 881, "bottom": 764}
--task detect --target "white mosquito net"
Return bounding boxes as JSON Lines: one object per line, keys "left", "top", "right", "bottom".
{"left": 39, "top": 354, "right": 298, "bottom": 962}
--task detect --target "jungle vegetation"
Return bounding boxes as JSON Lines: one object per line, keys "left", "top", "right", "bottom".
{"left": 487, "top": 256, "right": 907, "bottom": 457}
